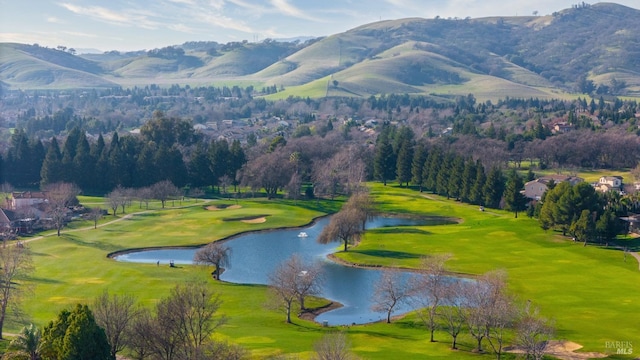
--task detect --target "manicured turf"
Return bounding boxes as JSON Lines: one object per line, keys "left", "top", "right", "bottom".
{"left": 13, "top": 188, "right": 640, "bottom": 359}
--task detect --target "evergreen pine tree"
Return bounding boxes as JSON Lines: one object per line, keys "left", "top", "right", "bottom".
{"left": 424, "top": 148, "right": 442, "bottom": 193}
{"left": 447, "top": 155, "right": 465, "bottom": 200}
{"left": 373, "top": 128, "right": 396, "bottom": 186}
{"left": 436, "top": 153, "right": 452, "bottom": 197}
{"left": 396, "top": 138, "right": 414, "bottom": 187}
{"left": 469, "top": 161, "right": 486, "bottom": 205}
{"left": 40, "top": 304, "right": 111, "bottom": 360}
{"left": 73, "top": 133, "right": 93, "bottom": 191}
{"left": 411, "top": 144, "right": 427, "bottom": 191}
{"left": 483, "top": 167, "right": 504, "bottom": 209}
{"left": 503, "top": 169, "right": 527, "bottom": 218}
{"left": 40, "top": 138, "right": 63, "bottom": 186}
{"left": 460, "top": 158, "right": 477, "bottom": 203}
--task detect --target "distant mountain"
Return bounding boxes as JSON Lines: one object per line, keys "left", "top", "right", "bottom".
{"left": 1, "top": 2, "right": 639, "bottom": 99}
{"left": 75, "top": 48, "right": 103, "bottom": 55}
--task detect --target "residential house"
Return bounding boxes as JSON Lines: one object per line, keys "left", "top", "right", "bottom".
{"left": 594, "top": 176, "right": 623, "bottom": 193}
{"left": 10, "top": 191, "right": 47, "bottom": 210}
{"left": 524, "top": 175, "right": 583, "bottom": 200}
{"left": 552, "top": 121, "right": 572, "bottom": 134}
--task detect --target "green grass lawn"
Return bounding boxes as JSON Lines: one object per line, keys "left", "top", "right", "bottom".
{"left": 12, "top": 188, "right": 640, "bottom": 359}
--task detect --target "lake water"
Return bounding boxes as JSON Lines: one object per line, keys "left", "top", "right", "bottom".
{"left": 114, "top": 216, "right": 442, "bottom": 325}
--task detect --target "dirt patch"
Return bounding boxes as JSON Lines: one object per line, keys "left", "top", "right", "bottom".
{"left": 241, "top": 217, "right": 267, "bottom": 224}
{"left": 507, "top": 340, "right": 607, "bottom": 360}
{"left": 298, "top": 301, "right": 343, "bottom": 322}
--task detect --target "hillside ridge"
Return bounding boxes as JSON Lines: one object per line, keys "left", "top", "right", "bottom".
{"left": 1, "top": 2, "right": 639, "bottom": 99}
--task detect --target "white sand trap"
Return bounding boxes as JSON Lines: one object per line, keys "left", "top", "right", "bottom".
{"left": 241, "top": 217, "right": 266, "bottom": 224}
{"left": 508, "top": 341, "right": 607, "bottom": 360}
{"left": 227, "top": 205, "right": 242, "bottom": 209}
{"left": 206, "top": 205, "right": 221, "bottom": 211}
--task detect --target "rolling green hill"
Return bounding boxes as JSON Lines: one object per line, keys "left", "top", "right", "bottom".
{"left": 0, "top": 43, "right": 118, "bottom": 89}
{"left": 1, "top": 3, "right": 639, "bottom": 99}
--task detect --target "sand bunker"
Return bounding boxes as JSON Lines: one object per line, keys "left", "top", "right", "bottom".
{"left": 205, "top": 204, "right": 243, "bottom": 211}
{"left": 241, "top": 217, "right": 267, "bottom": 224}
{"left": 508, "top": 341, "right": 607, "bottom": 360}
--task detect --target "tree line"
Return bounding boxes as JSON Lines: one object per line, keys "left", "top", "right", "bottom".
{"left": 2, "top": 112, "right": 246, "bottom": 194}
{"left": 534, "top": 181, "right": 629, "bottom": 246}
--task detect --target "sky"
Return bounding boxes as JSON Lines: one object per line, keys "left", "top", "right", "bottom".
{"left": 1, "top": 0, "right": 639, "bottom": 52}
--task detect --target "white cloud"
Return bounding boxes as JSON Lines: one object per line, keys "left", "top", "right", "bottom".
{"left": 58, "top": 3, "right": 160, "bottom": 30}
{"left": 269, "top": 0, "right": 320, "bottom": 22}
{"left": 46, "top": 16, "right": 65, "bottom": 24}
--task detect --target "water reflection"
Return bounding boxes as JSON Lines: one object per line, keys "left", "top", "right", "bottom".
{"left": 115, "top": 216, "right": 445, "bottom": 325}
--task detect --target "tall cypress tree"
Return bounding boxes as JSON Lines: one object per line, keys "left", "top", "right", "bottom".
{"left": 61, "top": 128, "right": 82, "bottom": 183}
{"left": 424, "top": 148, "right": 442, "bottom": 193}
{"left": 373, "top": 127, "right": 396, "bottom": 186}
{"left": 447, "top": 155, "right": 465, "bottom": 200}
{"left": 460, "top": 158, "right": 477, "bottom": 203}
{"left": 469, "top": 160, "right": 486, "bottom": 205}
{"left": 40, "top": 138, "right": 63, "bottom": 187}
{"left": 483, "top": 167, "right": 504, "bottom": 209}
{"left": 229, "top": 139, "right": 247, "bottom": 190}
{"left": 73, "top": 133, "right": 93, "bottom": 191}
{"left": 188, "top": 142, "right": 213, "bottom": 188}
{"left": 503, "top": 169, "right": 527, "bottom": 218}
{"left": 136, "top": 142, "right": 158, "bottom": 188}
{"left": 436, "top": 153, "right": 452, "bottom": 197}
{"left": 411, "top": 144, "right": 427, "bottom": 191}
{"left": 396, "top": 137, "right": 414, "bottom": 187}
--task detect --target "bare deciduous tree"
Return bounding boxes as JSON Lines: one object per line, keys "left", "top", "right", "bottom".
{"left": 317, "top": 206, "right": 363, "bottom": 252}
{"left": 465, "top": 270, "right": 515, "bottom": 357}
{"left": 44, "top": 182, "right": 80, "bottom": 236}
{"left": 151, "top": 180, "right": 180, "bottom": 208}
{"left": 88, "top": 207, "right": 103, "bottom": 229}
{"left": 127, "top": 308, "right": 154, "bottom": 360}
{"left": 240, "top": 150, "right": 293, "bottom": 199}
{"left": 189, "top": 187, "right": 205, "bottom": 203}
{"left": 440, "top": 280, "right": 468, "bottom": 350}
{"left": 411, "top": 254, "right": 451, "bottom": 342}
{"left": 0, "top": 240, "right": 33, "bottom": 339}
{"left": 93, "top": 290, "right": 140, "bottom": 359}
{"left": 197, "top": 339, "right": 248, "bottom": 360}
{"left": 285, "top": 172, "right": 302, "bottom": 204}
{"left": 193, "top": 242, "right": 232, "bottom": 280}
{"left": 136, "top": 186, "right": 153, "bottom": 210}
{"left": 313, "top": 332, "right": 356, "bottom": 360}
{"left": 516, "top": 303, "right": 555, "bottom": 360}
{"left": 267, "top": 254, "right": 323, "bottom": 323}
{"left": 371, "top": 270, "right": 411, "bottom": 323}
{"left": 142, "top": 281, "right": 228, "bottom": 360}
{"left": 344, "top": 191, "right": 375, "bottom": 231}
{"left": 107, "top": 186, "right": 124, "bottom": 216}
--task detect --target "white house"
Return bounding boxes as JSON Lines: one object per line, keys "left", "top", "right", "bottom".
{"left": 10, "top": 192, "right": 47, "bottom": 210}
{"left": 524, "top": 175, "right": 583, "bottom": 200}
{"left": 594, "top": 176, "right": 623, "bottom": 193}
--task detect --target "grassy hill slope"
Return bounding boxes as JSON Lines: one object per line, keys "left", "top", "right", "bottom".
{"left": 1, "top": 3, "right": 639, "bottom": 98}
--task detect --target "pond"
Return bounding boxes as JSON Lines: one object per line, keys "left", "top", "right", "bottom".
{"left": 114, "top": 216, "right": 452, "bottom": 325}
